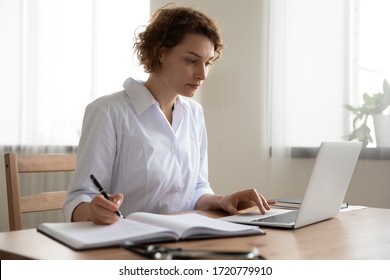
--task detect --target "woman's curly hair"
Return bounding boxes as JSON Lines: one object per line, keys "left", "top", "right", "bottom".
{"left": 134, "top": 5, "right": 223, "bottom": 73}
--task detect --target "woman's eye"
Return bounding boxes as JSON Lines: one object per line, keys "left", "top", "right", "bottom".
{"left": 188, "top": 59, "right": 196, "bottom": 64}
{"left": 186, "top": 58, "right": 212, "bottom": 67}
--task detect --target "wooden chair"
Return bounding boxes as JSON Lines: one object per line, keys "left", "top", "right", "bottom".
{"left": 4, "top": 152, "right": 77, "bottom": 231}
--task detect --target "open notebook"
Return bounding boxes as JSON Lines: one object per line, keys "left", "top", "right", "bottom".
{"left": 37, "top": 212, "right": 264, "bottom": 250}
{"left": 221, "top": 141, "right": 362, "bottom": 229}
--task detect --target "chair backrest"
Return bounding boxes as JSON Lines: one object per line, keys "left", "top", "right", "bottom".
{"left": 4, "top": 152, "right": 76, "bottom": 231}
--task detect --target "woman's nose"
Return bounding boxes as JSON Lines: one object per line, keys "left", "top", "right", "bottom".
{"left": 196, "top": 65, "right": 208, "bottom": 81}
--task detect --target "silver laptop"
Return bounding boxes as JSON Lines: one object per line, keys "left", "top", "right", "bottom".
{"left": 221, "top": 141, "right": 362, "bottom": 229}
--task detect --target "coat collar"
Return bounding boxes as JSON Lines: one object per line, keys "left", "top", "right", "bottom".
{"left": 123, "top": 77, "right": 189, "bottom": 115}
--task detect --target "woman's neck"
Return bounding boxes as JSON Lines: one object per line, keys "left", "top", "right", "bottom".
{"left": 145, "top": 75, "right": 176, "bottom": 124}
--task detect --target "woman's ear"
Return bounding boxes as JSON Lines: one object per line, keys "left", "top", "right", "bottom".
{"left": 157, "top": 48, "right": 164, "bottom": 64}
{"left": 157, "top": 45, "right": 169, "bottom": 65}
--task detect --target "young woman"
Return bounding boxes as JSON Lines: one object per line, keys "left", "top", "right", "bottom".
{"left": 64, "top": 5, "right": 274, "bottom": 224}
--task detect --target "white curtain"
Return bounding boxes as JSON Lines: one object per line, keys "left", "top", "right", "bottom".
{"left": 268, "top": 0, "right": 351, "bottom": 158}
{"left": 0, "top": 0, "right": 149, "bottom": 230}
{"left": 268, "top": 0, "right": 390, "bottom": 156}
{"left": 0, "top": 0, "right": 149, "bottom": 148}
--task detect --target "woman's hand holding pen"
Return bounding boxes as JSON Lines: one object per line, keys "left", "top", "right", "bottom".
{"left": 87, "top": 174, "right": 125, "bottom": 224}
{"left": 89, "top": 193, "right": 124, "bottom": 224}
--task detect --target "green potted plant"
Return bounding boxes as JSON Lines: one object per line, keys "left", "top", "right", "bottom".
{"left": 345, "top": 79, "right": 390, "bottom": 147}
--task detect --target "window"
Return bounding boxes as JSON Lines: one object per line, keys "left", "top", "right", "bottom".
{"left": 268, "top": 0, "right": 390, "bottom": 152}
{"left": 0, "top": 0, "right": 149, "bottom": 146}
{"left": 353, "top": 0, "right": 390, "bottom": 148}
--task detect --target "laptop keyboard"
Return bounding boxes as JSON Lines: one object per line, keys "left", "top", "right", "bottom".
{"left": 252, "top": 210, "right": 299, "bottom": 223}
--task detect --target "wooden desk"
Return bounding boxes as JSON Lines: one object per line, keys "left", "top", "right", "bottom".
{"left": 1, "top": 208, "right": 389, "bottom": 260}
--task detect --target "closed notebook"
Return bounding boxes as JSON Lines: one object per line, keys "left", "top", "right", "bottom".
{"left": 37, "top": 212, "right": 264, "bottom": 250}
{"left": 272, "top": 197, "right": 348, "bottom": 210}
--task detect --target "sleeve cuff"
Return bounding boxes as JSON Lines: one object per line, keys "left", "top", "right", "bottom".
{"left": 63, "top": 194, "right": 94, "bottom": 222}
{"left": 190, "top": 185, "right": 214, "bottom": 210}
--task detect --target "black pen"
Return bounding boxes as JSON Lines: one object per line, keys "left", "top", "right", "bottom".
{"left": 90, "top": 174, "right": 124, "bottom": 219}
